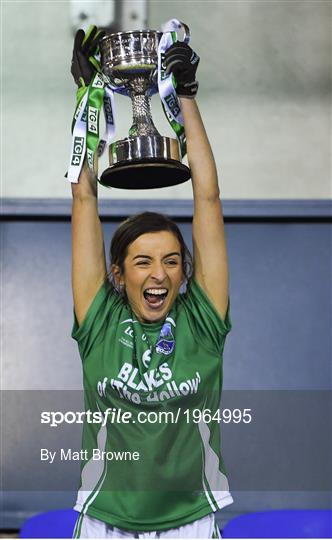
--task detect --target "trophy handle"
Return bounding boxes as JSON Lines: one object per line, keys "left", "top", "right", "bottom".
{"left": 160, "top": 19, "right": 191, "bottom": 44}
{"left": 179, "top": 21, "right": 190, "bottom": 44}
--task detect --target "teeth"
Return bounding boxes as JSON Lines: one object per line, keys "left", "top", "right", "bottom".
{"left": 145, "top": 288, "right": 167, "bottom": 295}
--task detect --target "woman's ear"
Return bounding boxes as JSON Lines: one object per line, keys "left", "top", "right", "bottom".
{"left": 111, "top": 264, "right": 123, "bottom": 287}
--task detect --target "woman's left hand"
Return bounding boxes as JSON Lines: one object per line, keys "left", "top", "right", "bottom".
{"left": 164, "top": 41, "right": 200, "bottom": 98}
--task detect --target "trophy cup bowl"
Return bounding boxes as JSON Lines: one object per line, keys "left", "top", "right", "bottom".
{"left": 99, "top": 30, "right": 191, "bottom": 189}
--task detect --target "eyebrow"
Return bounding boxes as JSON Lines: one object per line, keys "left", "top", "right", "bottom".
{"left": 132, "top": 252, "right": 181, "bottom": 260}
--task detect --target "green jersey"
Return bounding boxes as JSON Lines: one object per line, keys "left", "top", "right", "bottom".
{"left": 72, "top": 279, "right": 233, "bottom": 532}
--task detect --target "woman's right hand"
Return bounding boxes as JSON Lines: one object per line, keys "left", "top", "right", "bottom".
{"left": 71, "top": 26, "right": 105, "bottom": 87}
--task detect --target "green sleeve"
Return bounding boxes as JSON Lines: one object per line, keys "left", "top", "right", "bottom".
{"left": 180, "top": 279, "right": 232, "bottom": 353}
{"left": 71, "top": 283, "right": 121, "bottom": 360}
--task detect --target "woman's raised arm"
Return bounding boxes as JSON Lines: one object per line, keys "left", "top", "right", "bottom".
{"left": 71, "top": 163, "right": 107, "bottom": 325}
{"left": 164, "top": 42, "right": 229, "bottom": 320}
{"left": 180, "top": 97, "right": 229, "bottom": 320}
{"left": 70, "top": 27, "right": 107, "bottom": 325}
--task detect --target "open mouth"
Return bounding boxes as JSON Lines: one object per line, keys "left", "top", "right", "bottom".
{"left": 143, "top": 288, "right": 169, "bottom": 309}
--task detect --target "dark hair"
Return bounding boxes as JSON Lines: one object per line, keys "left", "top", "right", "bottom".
{"left": 106, "top": 212, "right": 193, "bottom": 288}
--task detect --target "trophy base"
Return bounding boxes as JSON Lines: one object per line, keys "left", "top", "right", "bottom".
{"left": 99, "top": 159, "right": 191, "bottom": 190}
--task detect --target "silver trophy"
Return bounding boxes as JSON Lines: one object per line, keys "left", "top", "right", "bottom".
{"left": 99, "top": 30, "right": 190, "bottom": 189}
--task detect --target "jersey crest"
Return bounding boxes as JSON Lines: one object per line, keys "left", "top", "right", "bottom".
{"left": 155, "top": 322, "right": 175, "bottom": 355}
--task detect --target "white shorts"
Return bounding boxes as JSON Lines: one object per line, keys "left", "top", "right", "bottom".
{"left": 73, "top": 512, "right": 222, "bottom": 539}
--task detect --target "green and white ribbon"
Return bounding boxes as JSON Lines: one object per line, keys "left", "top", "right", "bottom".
{"left": 85, "top": 72, "right": 105, "bottom": 170}
{"left": 97, "top": 86, "right": 116, "bottom": 157}
{"left": 158, "top": 19, "right": 190, "bottom": 158}
{"left": 68, "top": 73, "right": 116, "bottom": 183}
{"left": 67, "top": 90, "right": 88, "bottom": 183}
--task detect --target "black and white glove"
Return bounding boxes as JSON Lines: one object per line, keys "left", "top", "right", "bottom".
{"left": 71, "top": 26, "right": 105, "bottom": 87}
{"left": 164, "top": 41, "right": 200, "bottom": 98}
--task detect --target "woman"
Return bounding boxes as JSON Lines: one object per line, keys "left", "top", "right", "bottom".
{"left": 71, "top": 27, "right": 233, "bottom": 539}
